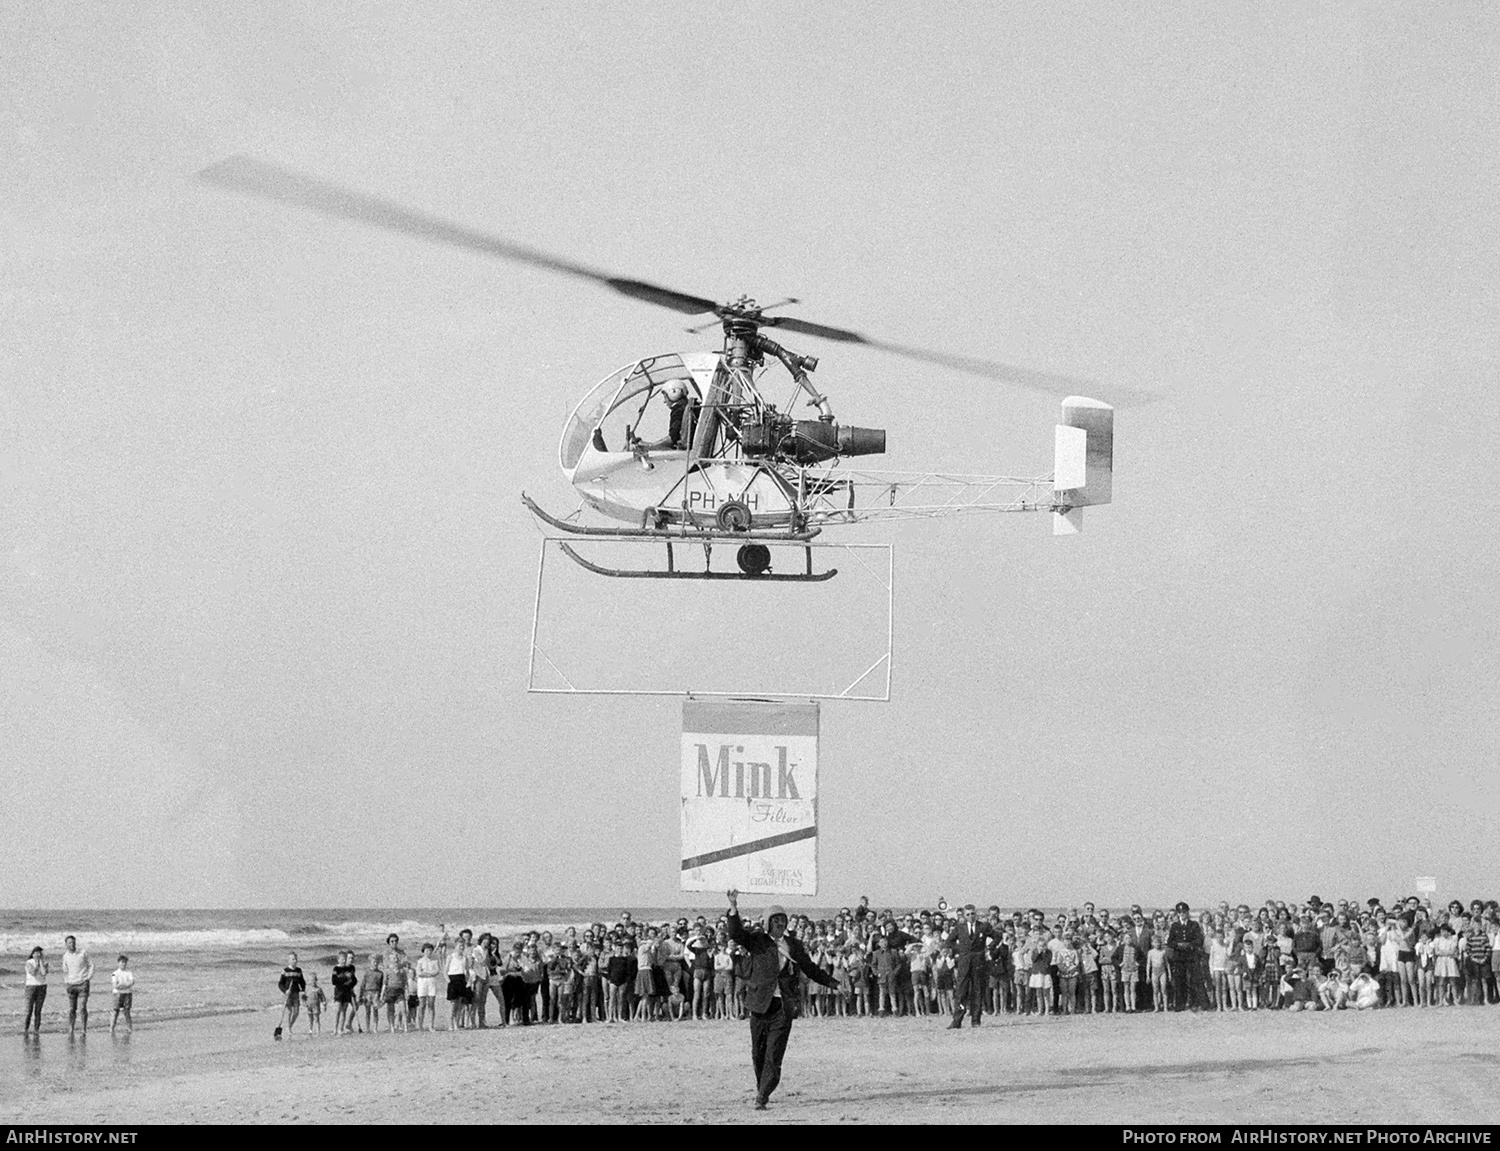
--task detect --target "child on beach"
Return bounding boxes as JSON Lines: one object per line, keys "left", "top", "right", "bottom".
{"left": 579, "top": 942, "right": 602, "bottom": 1023}
{"left": 359, "top": 954, "right": 383, "bottom": 1033}
{"left": 1319, "top": 965, "right": 1348, "bottom": 1011}
{"left": 383, "top": 952, "right": 408, "bottom": 1034}
{"left": 1281, "top": 968, "right": 1316, "bottom": 1011}
{"left": 1055, "top": 936, "right": 1081, "bottom": 1015}
{"left": 1028, "top": 933, "right": 1053, "bottom": 1016}
{"left": 1208, "top": 929, "right": 1231, "bottom": 1011}
{"left": 1241, "top": 936, "right": 1259, "bottom": 1010}
{"left": 1146, "top": 937, "right": 1168, "bottom": 1013}
{"left": 415, "top": 944, "right": 440, "bottom": 1031}
{"left": 847, "top": 947, "right": 870, "bottom": 1017}
{"left": 910, "top": 944, "right": 932, "bottom": 1017}
{"left": 276, "top": 952, "right": 306, "bottom": 1041}
{"left": 605, "top": 939, "right": 631, "bottom": 1023}
{"left": 1416, "top": 926, "right": 1435, "bottom": 1006}
{"left": 405, "top": 959, "right": 420, "bottom": 1030}
{"left": 1014, "top": 934, "right": 1035, "bottom": 1015}
{"left": 560, "top": 946, "right": 582, "bottom": 1023}
{"left": 1378, "top": 921, "right": 1404, "bottom": 1007}
{"left": 547, "top": 946, "right": 571, "bottom": 1024}
{"left": 991, "top": 933, "right": 1013, "bottom": 1015}
{"left": 713, "top": 939, "right": 735, "bottom": 1020}
{"left": 633, "top": 931, "right": 659, "bottom": 1021}
{"left": 1099, "top": 933, "right": 1118, "bottom": 1013}
{"left": 304, "top": 972, "right": 327, "bottom": 1034}
{"left": 110, "top": 956, "right": 135, "bottom": 1035}
{"left": 1117, "top": 932, "right": 1140, "bottom": 1013}
{"left": 1079, "top": 935, "right": 1100, "bottom": 1014}
{"left": 933, "top": 946, "right": 955, "bottom": 1018}
{"left": 893, "top": 942, "right": 914, "bottom": 1017}
{"left": 1433, "top": 924, "right": 1461, "bottom": 1006}
{"left": 1396, "top": 916, "right": 1419, "bottom": 1009}
{"left": 687, "top": 929, "right": 715, "bottom": 1021}
{"left": 832, "top": 948, "right": 851, "bottom": 1018}
{"left": 1347, "top": 967, "right": 1381, "bottom": 1010}
{"left": 873, "top": 936, "right": 898, "bottom": 1016}
{"left": 332, "top": 951, "right": 358, "bottom": 1035}
{"left": 814, "top": 943, "right": 837, "bottom": 1018}
{"left": 667, "top": 981, "right": 688, "bottom": 1021}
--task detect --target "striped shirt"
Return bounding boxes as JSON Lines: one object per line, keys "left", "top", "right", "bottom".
{"left": 1464, "top": 923, "right": 1491, "bottom": 963}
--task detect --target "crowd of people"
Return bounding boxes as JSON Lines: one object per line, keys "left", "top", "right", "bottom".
{"left": 259, "top": 892, "right": 1500, "bottom": 1036}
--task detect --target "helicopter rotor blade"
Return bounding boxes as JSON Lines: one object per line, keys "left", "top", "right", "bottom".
{"left": 763, "top": 315, "right": 1155, "bottom": 406}
{"left": 197, "top": 156, "right": 721, "bottom": 316}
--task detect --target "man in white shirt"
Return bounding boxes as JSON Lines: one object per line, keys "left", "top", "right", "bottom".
{"left": 61, "top": 934, "right": 94, "bottom": 1035}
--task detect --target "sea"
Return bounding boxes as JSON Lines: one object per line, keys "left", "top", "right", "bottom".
{"left": 0, "top": 907, "right": 838, "bottom": 1033}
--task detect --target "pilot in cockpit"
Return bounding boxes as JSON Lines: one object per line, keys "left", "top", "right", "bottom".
{"left": 640, "top": 379, "right": 698, "bottom": 452}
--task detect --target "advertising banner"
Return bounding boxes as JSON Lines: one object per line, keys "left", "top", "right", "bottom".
{"left": 680, "top": 698, "right": 818, "bottom": 896}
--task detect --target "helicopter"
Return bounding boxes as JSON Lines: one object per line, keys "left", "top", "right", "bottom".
{"left": 200, "top": 157, "right": 1116, "bottom": 582}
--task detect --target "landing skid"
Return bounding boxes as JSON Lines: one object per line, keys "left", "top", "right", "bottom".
{"left": 558, "top": 543, "right": 838, "bottom": 582}
{"left": 522, "top": 493, "right": 819, "bottom": 542}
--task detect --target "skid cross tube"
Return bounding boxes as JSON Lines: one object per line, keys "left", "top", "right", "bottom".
{"left": 523, "top": 493, "right": 819, "bottom": 542}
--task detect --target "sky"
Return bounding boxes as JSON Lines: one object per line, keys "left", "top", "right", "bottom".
{"left": 2, "top": 2, "right": 1498, "bottom": 910}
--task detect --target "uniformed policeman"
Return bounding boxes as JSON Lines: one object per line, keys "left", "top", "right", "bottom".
{"left": 1165, "top": 901, "right": 1206, "bottom": 1011}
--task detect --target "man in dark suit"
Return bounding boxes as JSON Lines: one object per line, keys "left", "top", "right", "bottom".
{"left": 725, "top": 889, "right": 837, "bottom": 1111}
{"left": 943, "top": 904, "right": 997, "bottom": 1028}
{"left": 1119, "top": 909, "right": 1153, "bottom": 1009}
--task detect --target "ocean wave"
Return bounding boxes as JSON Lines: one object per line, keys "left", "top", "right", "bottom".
{"left": 0, "top": 919, "right": 559, "bottom": 955}
{"left": 0, "top": 928, "right": 301, "bottom": 953}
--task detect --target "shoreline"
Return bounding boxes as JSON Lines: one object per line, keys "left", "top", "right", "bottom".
{"left": 4, "top": 1000, "right": 1497, "bottom": 1125}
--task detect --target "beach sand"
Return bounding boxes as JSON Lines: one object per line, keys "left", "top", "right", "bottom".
{"left": 3, "top": 1006, "right": 1497, "bottom": 1124}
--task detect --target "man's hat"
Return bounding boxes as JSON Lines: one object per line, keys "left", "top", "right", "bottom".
{"left": 762, "top": 905, "right": 788, "bottom": 927}
{"left": 1174, "top": 901, "right": 1190, "bottom": 913}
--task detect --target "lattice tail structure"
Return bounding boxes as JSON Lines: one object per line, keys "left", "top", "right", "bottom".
{"left": 796, "top": 396, "right": 1113, "bottom": 532}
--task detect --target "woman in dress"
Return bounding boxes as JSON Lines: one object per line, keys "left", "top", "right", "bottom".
{"left": 1432, "top": 923, "right": 1461, "bottom": 1006}
{"left": 633, "top": 928, "right": 660, "bottom": 1021}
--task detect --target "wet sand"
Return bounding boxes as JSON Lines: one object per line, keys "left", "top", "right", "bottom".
{"left": 3, "top": 1007, "right": 1497, "bottom": 1124}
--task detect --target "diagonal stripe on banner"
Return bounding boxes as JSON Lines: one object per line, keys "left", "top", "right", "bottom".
{"left": 680, "top": 826, "right": 818, "bottom": 871}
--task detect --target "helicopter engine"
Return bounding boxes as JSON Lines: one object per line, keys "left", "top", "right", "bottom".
{"left": 739, "top": 415, "right": 886, "bottom": 465}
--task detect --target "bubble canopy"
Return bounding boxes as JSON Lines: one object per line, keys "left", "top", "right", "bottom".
{"left": 559, "top": 353, "right": 719, "bottom": 475}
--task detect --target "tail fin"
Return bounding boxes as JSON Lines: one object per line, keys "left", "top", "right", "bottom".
{"left": 1053, "top": 397, "right": 1113, "bottom": 534}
